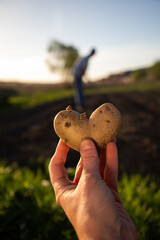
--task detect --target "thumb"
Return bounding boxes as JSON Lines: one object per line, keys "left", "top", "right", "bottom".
{"left": 80, "top": 139, "right": 99, "bottom": 174}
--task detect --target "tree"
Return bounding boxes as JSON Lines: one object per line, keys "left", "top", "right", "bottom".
{"left": 131, "top": 69, "right": 147, "bottom": 83}
{"left": 46, "top": 40, "right": 79, "bottom": 83}
{"left": 148, "top": 61, "right": 160, "bottom": 81}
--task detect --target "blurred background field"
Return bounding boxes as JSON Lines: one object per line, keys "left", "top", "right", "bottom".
{"left": 0, "top": 162, "right": 160, "bottom": 240}
{"left": 0, "top": 0, "right": 160, "bottom": 239}
{"left": 0, "top": 79, "right": 160, "bottom": 240}
{"left": 1, "top": 69, "right": 160, "bottom": 112}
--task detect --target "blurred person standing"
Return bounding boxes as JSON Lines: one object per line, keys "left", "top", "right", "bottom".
{"left": 73, "top": 48, "right": 96, "bottom": 112}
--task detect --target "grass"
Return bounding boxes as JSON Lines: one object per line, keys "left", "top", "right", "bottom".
{"left": 0, "top": 162, "right": 77, "bottom": 240}
{"left": 8, "top": 88, "right": 74, "bottom": 109}
{"left": 0, "top": 162, "right": 160, "bottom": 240}
{"left": 85, "top": 82, "right": 160, "bottom": 95}
{"left": 119, "top": 174, "right": 160, "bottom": 240}
{"left": 0, "top": 82, "right": 160, "bottom": 113}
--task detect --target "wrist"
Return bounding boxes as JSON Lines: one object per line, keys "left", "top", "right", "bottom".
{"left": 77, "top": 225, "right": 121, "bottom": 240}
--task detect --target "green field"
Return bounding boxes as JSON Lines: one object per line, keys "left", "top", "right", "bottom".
{"left": 0, "top": 162, "right": 159, "bottom": 240}
{"left": 1, "top": 82, "right": 160, "bottom": 112}
{"left": 1, "top": 82, "right": 160, "bottom": 239}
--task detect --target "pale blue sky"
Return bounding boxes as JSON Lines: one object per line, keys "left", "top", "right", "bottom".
{"left": 0, "top": 0, "right": 160, "bottom": 82}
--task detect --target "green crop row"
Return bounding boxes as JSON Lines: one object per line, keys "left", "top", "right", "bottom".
{"left": 0, "top": 162, "right": 159, "bottom": 240}
{"left": 0, "top": 83, "right": 160, "bottom": 113}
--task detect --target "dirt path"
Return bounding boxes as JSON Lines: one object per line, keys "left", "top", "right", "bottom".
{"left": 0, "top": 91, "right": 160, "bottom": 176}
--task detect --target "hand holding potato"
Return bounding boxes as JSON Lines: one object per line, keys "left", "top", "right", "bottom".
{"left": 49, "top": 139, "right": 138, "bottom": 240}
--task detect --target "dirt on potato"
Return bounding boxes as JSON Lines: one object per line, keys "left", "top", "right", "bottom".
{"left": 0, "top": 91, "right": 160, "bottom": 176}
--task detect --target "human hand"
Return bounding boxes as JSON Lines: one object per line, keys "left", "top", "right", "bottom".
{"left": 49, "top": 139, "right": 138, "bottom": 240}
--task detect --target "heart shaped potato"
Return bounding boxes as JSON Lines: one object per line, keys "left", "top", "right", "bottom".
{"left": 54, "top": 103, "right": 121, "bottom": 151}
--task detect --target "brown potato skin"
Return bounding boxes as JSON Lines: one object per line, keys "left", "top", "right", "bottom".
{"left": 54, "top": 110, "right": 89, "bottom": 151}
{"left": 54, "top": 103, "right": 121, "bottom": 151}
{"left": 90, "top": 103, "right": 121, "bottom": 149}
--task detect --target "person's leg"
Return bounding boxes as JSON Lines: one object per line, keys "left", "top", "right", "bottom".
{"left": 74, "top": 76, "right": 79, "bottom": 107}
{"left": 78, "top": 77, "right": 84, "bottom": 107}
{"left": 74, "top": 75, "right": 84, "bottom": 108}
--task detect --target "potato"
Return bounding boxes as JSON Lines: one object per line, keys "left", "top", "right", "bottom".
{"left": 54, "top": 103, "right": 121, "bottom": 151}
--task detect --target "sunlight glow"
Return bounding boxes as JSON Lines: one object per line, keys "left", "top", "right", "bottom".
{"left": 0, "top": 43, "right": 160, "bottom": 83}
{"left": 85, "top": 44, "right": 160, "bottom": 81}
{"left": 0, "top": 0, "right": 160, "bottom": 83}
{"left": 0, "top": 54, "right": 60, "bottom": 83}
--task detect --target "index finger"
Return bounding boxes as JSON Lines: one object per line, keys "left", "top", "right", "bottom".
{"left": 49, "top": 139, "right": 69, "bottom": 185}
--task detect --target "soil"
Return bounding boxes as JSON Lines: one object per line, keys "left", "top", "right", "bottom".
{"left": 0, "top": 91, "right": 160, "bottom": 176}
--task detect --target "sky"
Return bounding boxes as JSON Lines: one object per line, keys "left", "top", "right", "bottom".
{"left": 0, "top": 0, "right": 160, "bottom": 83}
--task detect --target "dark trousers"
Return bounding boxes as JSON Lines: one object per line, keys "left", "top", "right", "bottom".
{"left": 74, "top": 75, "right": 84, "bottom": 107}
